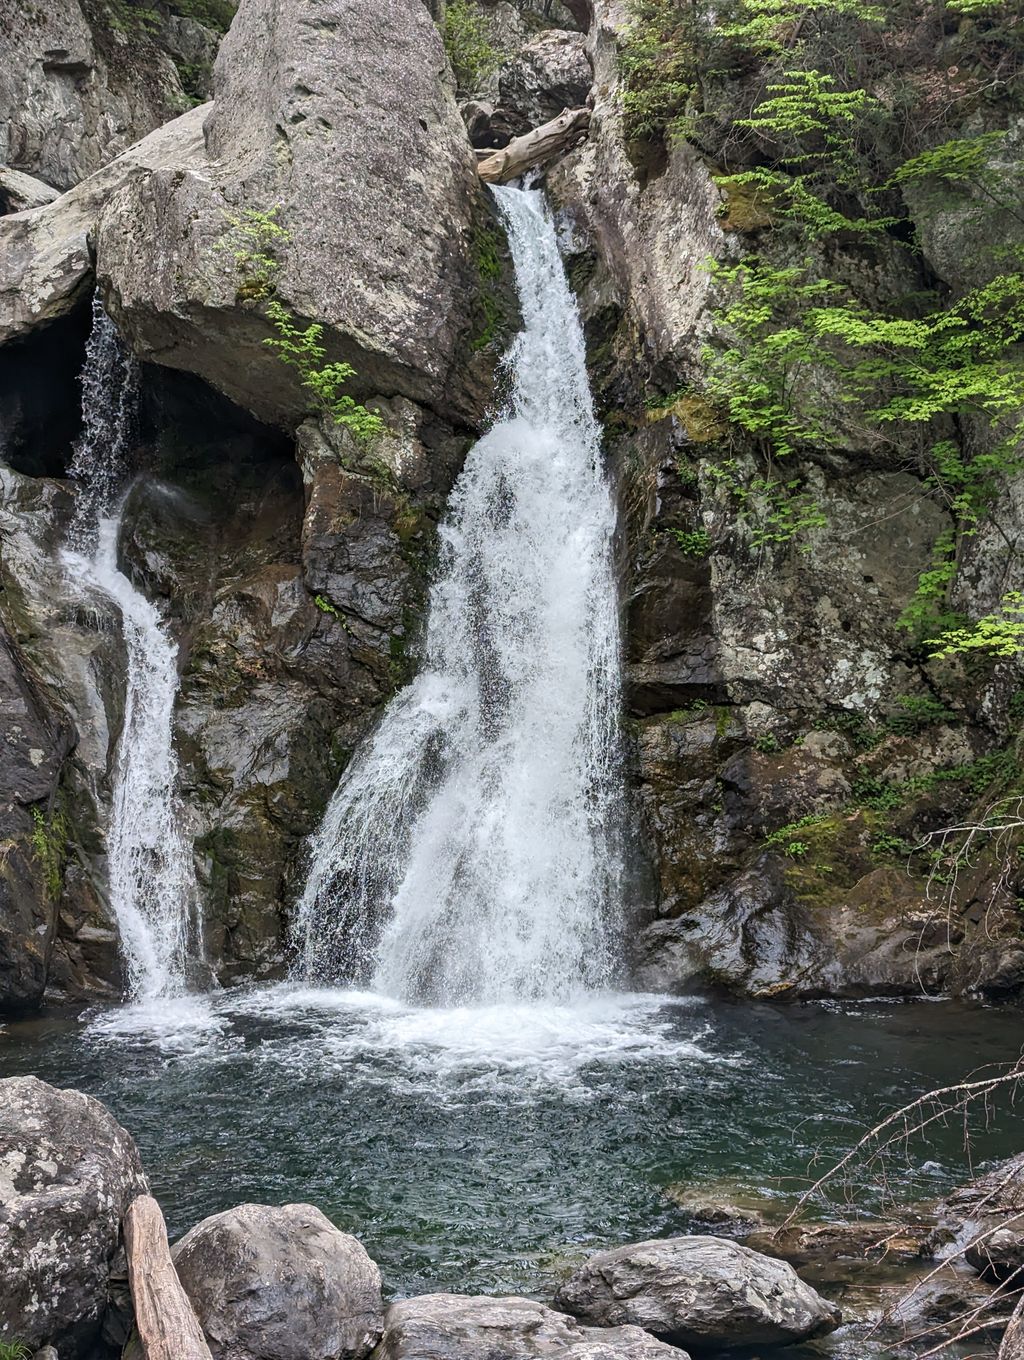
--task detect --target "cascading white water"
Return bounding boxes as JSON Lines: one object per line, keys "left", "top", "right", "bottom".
{"left": 63, "top": 297, "right": 199, "bottom": 1001}
{"left": 296, "top": 186, "right": 625, "bottom": 1006}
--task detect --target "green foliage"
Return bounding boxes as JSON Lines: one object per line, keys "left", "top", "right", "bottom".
{"left": 765, "top": 812, "right": 831, "bottom": 856}
{"left": 217, "top": 207, "right": 384, "bottom": 443}
{"left": 314, "top": 594, "right": 339, "bottom": 616}
{"left": 30, "top": 805, "right": 66, "bottom": 900}
{"left": 870, "top": 830, "right": 917, "bottom": 861}
{"left": 885, "top": 694, "right": 958, "bottom": 734}
{"left": 168, "top": 0, "right": 237, "bottom": 31}
{"left": 669, "top": 527, "right": 712, "bottom": 556}
{"left": 217, "top": 207, "right": 288, "bottom": 303}
{"left": 702, "top": 260, "right": 839, "bottom": 457}
{"left": 707, "top": 460, "right": 826, "bottom": 551}
{"left": 443, "top": 0, "right": 500, "bottom": 92}
{"left": 928, "top": 592, "right": 1024, "bottom": 659}
{"left": 471, "top": 224, "right": 507, "bottom": 352}
{"left": 754, "top": 732, "right": 781, "bottom": 752}
{"left": 0, "top": 1343, "right": 30, "bottom": 1360}
{"left": 264, "top": 303, "right": 385, "bottom": 442}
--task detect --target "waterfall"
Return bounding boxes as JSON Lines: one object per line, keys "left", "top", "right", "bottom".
{"left": 296, "top": 186, "right": 624, "bottom": 1006}
{"left": 63, "top": 297, "right": 200, "bottom": 1002}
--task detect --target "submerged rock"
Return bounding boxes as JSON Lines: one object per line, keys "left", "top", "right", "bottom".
{"left": 553, "top": 1235, "right": 841, "bottom": 1350}
{"left": 0, "top": 1075, "right": 147, "bottom": 1358}
{"left": 171, "top": 1202, "right": 384, "bottom": 1360}
{"left": 375, "top": 1294, "right": 685, "bottom": 1359}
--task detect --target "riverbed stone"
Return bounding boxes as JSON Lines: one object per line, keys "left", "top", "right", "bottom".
{"left": 171, "top": 1202, "right": 384, "bottom": 1360}
{"left": 939, "top": 1153, "right": 1024, "bottom": 1283}
{"left": 0, "top": 1076, "right": 147, "bottom": 1358}
{"left": 553, "top": 1235, "right": 841, "bottom": 1349}
{"left": 375, "top": 1294, "right": 686, "bottom": 1359}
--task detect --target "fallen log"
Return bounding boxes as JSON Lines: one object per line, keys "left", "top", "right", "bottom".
{"left": 477, "top": 107, "right": 591, "bottom": 185}
{"left": 123, "top": 1194, "right": 213, "bottom": 1360}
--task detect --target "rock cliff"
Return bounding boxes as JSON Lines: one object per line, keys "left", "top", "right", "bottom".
{"left": 1, "top": 0, "right": 1023, "bottom": 1008}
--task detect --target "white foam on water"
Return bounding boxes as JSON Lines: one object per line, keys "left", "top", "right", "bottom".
{"left": 295, "top": 186, "right": 626, "bottom": 1007}
{"left": 81, "top": 982, "right": 728, "bottom": 1100}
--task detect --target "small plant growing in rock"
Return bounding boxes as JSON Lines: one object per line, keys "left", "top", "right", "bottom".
{"left": 30, "top": 804, "right": 66, "bottom": 900}
{"left": 217, "top": 207, "right": 289, "bottom": 303}
{"left": 217, "top": 207, "right": 385, "bottom": 443}
{"left": 264, "top": 303, "right": 386, "bottom": 442}
{"left": 0, "top": 1340, "right": 30, "bottom": 1360}
{"left": 669, "top": 527, "right": 712, "bottom": 557}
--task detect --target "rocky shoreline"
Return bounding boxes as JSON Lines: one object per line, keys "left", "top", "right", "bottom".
{"left": 3, "top": 1073, "right": 1024, "bottom": 1360}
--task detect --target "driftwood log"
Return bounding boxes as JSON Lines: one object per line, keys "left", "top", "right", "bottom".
{"left": 123, "top": 1194, "right": 213, "bottom": 1360}
{"left": 477, "top": 107, "right": 591, "bottom": 184}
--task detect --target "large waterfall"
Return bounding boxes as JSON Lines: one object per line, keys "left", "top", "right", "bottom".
{"left": 64, "top": 297, "right": 200, "bottom": 1002}
{"left": 296, "top": 186, "right": 624, "bottom": 1005}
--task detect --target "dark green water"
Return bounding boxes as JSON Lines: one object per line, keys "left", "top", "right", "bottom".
{"left": 2, "top": 986, "right": 1023, "bottom": 1325}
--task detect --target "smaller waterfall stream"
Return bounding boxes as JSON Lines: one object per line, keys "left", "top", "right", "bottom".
{"left": 297, "top": 186, "right": 625, "bottom": 1005}
{"left": 64, "top": 297, "right": 199, "bottom": 1002}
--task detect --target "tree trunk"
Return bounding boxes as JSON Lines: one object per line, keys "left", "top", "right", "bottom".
{"left": 477, "top": 107, "right": 591, "bottom": 185}
{"left": 123, "top": 1195, "right": 213, "bottom": 1360}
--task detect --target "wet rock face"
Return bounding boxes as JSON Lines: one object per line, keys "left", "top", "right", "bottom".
{"left": 97, "top": 0, "right": 500, "bottom": 430}
{"left": 0, "top": 1075, "right": 147, "bottom": 1357}
{"left": 0, "top": 623, "right": 74, "bottom": 1011}
{"left": 375, "top": 1294, "right": 685, "bottom": 1360}
{"left": 554, "top": 1235, "right": 841, "bottom": 1350}
{"left": 0, "top": 0, "right": 191, "bottom": 191}
{"left": 171, "top": 1202, "right": 384, "bottom": 1360}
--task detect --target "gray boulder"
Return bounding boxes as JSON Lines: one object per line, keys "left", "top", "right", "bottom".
{"left": 490, "top": 30, "right": 592, "bottom": 143}
{"left": 375, "top": 1294, "right": 685, "bottom": 1359}
{"left": 97, "top": 0, "right": 496, "bottom": 430}
{"left": 0, "top": 102, "right": 209, "bottom": 345}
{"left": 0, "top": 1076, "right": 147, "bottom": 1358}
{"left": 0, "top": 0, "right": 187, "bottom": 191}
{"left": 553, "top": 1236, "right": 841, "bottom": 1350}
{"left": 171, "top": 1202, "right": 384, "bottom": 1360}
{"left": 0, "top": 168, "right": 60, "bottom": 214}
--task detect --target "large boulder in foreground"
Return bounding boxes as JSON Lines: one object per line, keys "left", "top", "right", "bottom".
{"left": 0, "top": 1076, "right": 147, "bottom": 1357}
{"left": 97, "top": 0, "right": 496, "bottom": 430}
{"left": 375, "top": 1294, "right": 685, "bottom": 1359}
{"left": 554, "top": 1236, "right": 841, "bottom": 1350}
{"left": 171, "top": 1202, "right": 384, "bottom": 1360}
